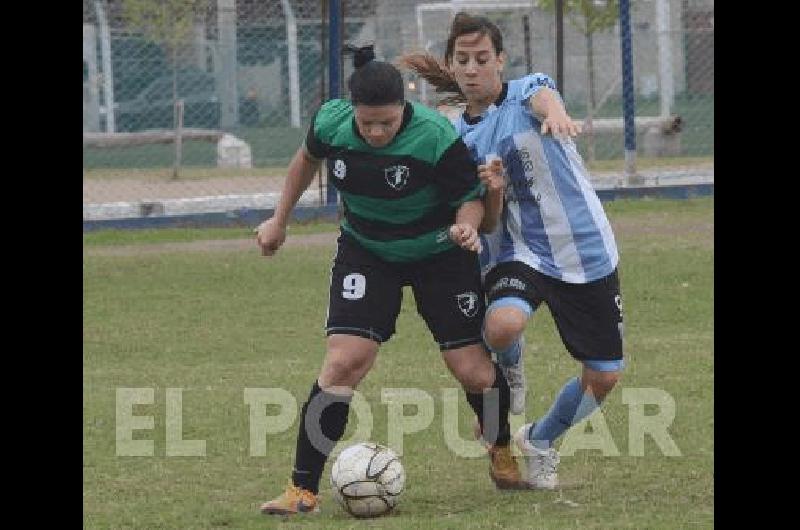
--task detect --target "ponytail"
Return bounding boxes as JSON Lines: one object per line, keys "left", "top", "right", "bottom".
{"left": 397, "top": 53, "right": 466, "bottom": 105}
{"left": 344, "top": 43, "right": 376, "bottom": 69}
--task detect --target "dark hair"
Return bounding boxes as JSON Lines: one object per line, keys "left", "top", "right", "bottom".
{"left": 398, "top": 11, "right": 504, "bottom": 105}
{"left": 444, "top": 12, "right": 503, "bottom": 65}
{"left": 345, "top": 44, "right": 404, "bottom": 106}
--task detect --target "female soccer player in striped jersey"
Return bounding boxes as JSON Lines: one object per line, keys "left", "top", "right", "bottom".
{"left": 402, "top": 12, "right": 625, "bottom": 490}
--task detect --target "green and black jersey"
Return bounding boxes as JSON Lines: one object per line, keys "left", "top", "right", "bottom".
{"left": 305, "top": 99, "right": 483, "bottom": 262}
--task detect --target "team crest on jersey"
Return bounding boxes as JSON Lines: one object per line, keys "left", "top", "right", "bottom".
{"left": 384, "top": 165, "right": 410, "bottom": 190}
{"left": 456, "top": 291, "right": 480, "bottom": 318}
{"left": 333, "top": 159, "right": 346, "bottom": 180}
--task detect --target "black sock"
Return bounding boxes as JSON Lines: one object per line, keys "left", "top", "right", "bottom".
{"left": 465, "top": 363, "right": 511, "bottom": 446}
{"left": 291, "top": 381, "right": 351, "bottom": 494}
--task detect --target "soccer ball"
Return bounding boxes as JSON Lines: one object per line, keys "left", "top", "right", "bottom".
{"left": 330, "top": 442, "right": 405, "bottom": 518}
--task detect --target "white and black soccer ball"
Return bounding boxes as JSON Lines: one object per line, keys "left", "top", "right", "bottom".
{"left": 330, "top": 442, "right": 405, "bottom": 518}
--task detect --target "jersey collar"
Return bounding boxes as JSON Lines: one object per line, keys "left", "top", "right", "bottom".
{"left": 462, "top": 82, "right": 508, "bottom": 125}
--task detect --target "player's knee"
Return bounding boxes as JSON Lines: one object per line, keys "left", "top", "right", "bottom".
{"left": 460, "top": 365, "right": 494, "bottom": 393}
{"left": 484, "top": 307, "right": 527, "bottom": 350}
{"left": 320, "top": 349, "right": 373, "bottom": 388}
{"left": 583, "top": 370, "right": 621, "bottom": 401}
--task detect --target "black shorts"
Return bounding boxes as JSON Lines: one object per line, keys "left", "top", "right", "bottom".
{"left": 484, "top": 261, "right": 623, "bottom": 362}
{"left": 326, "top": 233, "right": 485, "bottom": 351}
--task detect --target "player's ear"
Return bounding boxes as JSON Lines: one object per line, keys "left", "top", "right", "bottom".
{"left": 497, "top": 51, "right": 506, "bottom": 74}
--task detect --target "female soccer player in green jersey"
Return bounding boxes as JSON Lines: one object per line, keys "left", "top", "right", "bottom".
{"left": 256, "top": 45, "right": 525, "bottom": 516}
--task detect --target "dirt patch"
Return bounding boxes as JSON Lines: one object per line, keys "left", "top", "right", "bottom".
{"left": 85, "top": 210, "right": 712, "bottom": 258}
{"left": 84, "top": 175, "right": 308, "bottom": 203}
{"left": 83, "top": 164, "right": 713, "bottom": 204}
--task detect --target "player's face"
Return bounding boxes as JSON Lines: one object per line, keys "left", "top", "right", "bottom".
{"left": 354, "top": 103, "right": 404, "bottom": 148}
{"left": 449, "top": 32, "right": 505, "bottom": 103}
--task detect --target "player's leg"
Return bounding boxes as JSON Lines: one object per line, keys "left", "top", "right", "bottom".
{"left": 261, "top": 235, "right": 402, "bottom": 515}
{"left": 441, "top": 342, "right": 526, "bottom": 489}
{"left": 482, "top": 262, "right": 543, "bottom": 415}
{"left": 261, "top": 334, "right": 379, "bottom": 516}
{"left": 412, "top": 246, "right": 525, "bottom": 489}
{"left": 515, "top": 269, "right": 624, "bottom": 489}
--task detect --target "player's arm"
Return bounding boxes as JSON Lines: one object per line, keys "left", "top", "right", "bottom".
{"left": 529, "top": 86, "right": 581, "bottom": 138}
{"left": 255, "top": 145, "right": 322, "bottom": 257}
{"left": 450, "top": 199, "right": 484, "bottom": 253}
{"left": 478, "top": 158, "right": 504, "bottom": 233}
{"left": 432, "top": 135, "right": 485, "bottom": 252}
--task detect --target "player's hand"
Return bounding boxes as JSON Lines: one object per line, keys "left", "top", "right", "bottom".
{"left": 478, "top": 158, "right": 505, "bottom": 193}
{"left": 541, "top": 111, "right": 581, "bottom": 139}
{"left": 449, "top": 223, "right": 482, "bottom": 253}
{"left": 254, "top": 218, "right": 287, "bottom": 257}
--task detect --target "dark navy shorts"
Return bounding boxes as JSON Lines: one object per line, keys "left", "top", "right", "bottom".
{"left": 326, "top": 234, "right": 486, "bottom": 351}
{"left": 484, "top": 261, "right": 624, "bottom": 363}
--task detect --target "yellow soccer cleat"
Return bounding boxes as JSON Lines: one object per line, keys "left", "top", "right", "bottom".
{"left": 473, "top": 416, "right": 528, "bottom": 490}
{"left": 260, "top": 483, "right": 320, "bottom": 516}
{"left": 488, "top": 444, "right": 528, "bottom": 490}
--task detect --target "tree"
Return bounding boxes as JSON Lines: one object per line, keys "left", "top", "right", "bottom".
{"left": 122, "top": 0, "right": 210, "bottom": 177}
{"left": 538, "top": 0, "right": 620, "bottom": 162}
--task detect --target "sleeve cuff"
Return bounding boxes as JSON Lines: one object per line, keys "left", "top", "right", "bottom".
{"left": 448, "top": 183, "right": 485, "bottom": 207}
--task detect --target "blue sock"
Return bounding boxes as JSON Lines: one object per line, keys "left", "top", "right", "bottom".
{"left": 529, "top": 377, "right": 599, "bottom": 449}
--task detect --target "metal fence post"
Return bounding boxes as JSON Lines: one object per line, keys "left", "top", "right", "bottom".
{"left": 217, "top": 0, "right": 238, "bottom": 129}
{"left": 555, "top": 0, "right": 564, "bottom": 94}
{"left": 619, "top": 0, "right": 639, "bottom": 185}
{"left": 326, "top": 0, "right": 343, "bottom": 206}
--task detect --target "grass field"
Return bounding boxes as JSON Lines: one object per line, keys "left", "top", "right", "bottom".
{"left": 83, "top": 222, "right": 339, "bottom": 247}
{"left": 83, "top": 197, "right": 713, "bottom": 528}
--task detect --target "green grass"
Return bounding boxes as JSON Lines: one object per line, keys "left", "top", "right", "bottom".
{"left": 603, "top": 195, "right": 712, "bottom": 216}
{"left": 83, "top": 222, "right": 339, "bottom": 247}
{"left": 83, "top": 198, "right": 713, "bottom": 528}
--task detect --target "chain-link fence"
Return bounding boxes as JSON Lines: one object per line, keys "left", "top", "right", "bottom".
{"left": 83, "top": 0, "right": 713, "bottom": 221}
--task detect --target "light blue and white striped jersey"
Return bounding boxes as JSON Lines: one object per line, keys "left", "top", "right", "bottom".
{"left": 453, "top": 74, "right": 619, "bottom": 284}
